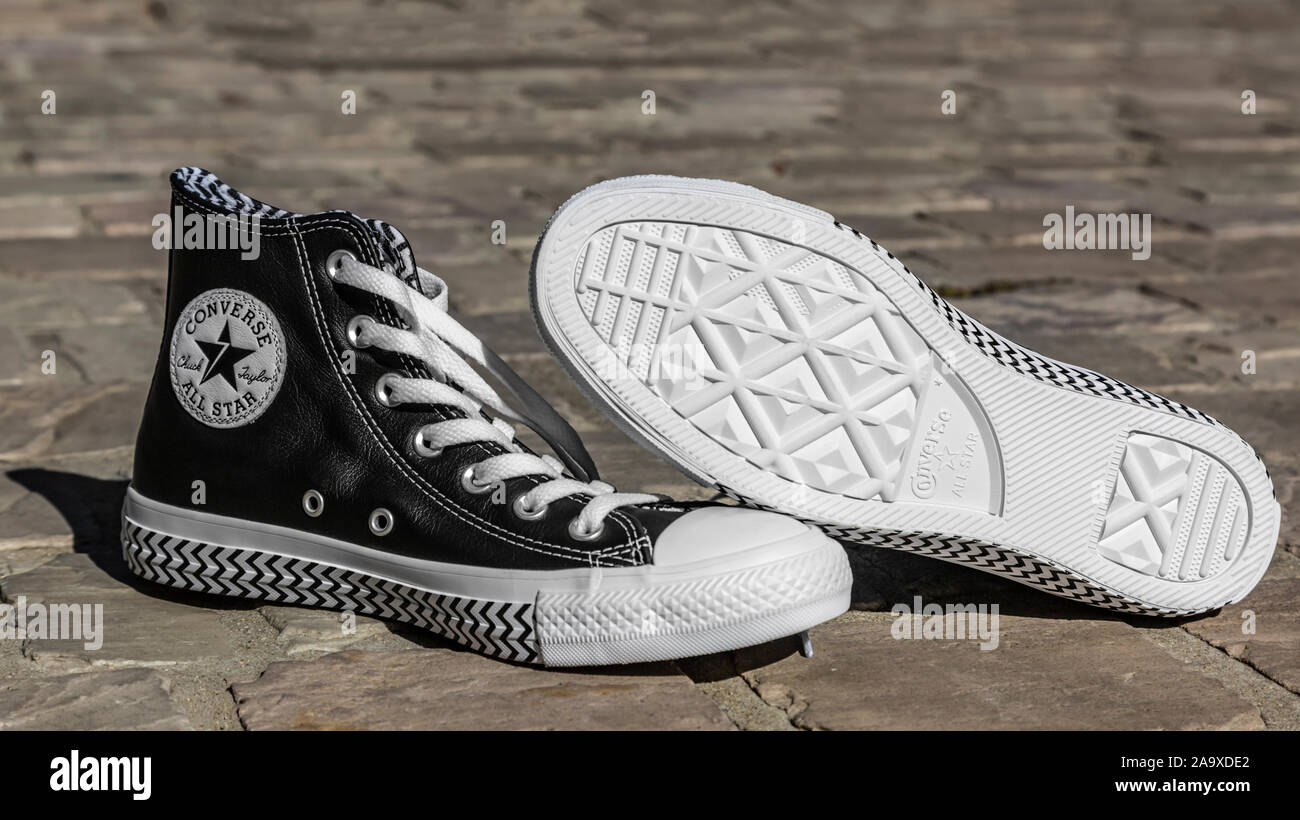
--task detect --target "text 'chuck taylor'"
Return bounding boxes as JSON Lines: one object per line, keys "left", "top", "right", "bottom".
{"left": 122, "top": 167, "right": 852, "bottom": 666}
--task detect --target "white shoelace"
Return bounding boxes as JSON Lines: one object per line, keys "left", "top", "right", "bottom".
{"left": 332, "top": 253, "right": 658, "bottom": 539}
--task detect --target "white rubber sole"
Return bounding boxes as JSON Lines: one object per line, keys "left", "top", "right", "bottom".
{"left": 529, "top": 175, "right": 1281, "bottom": 616}
{"left": 121, "top": 488, "right": 851, "bottom": 666}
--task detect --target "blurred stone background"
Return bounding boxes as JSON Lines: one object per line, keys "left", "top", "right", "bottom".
{"left": 0, "top": 0, "right": 1296, "bottom": 729}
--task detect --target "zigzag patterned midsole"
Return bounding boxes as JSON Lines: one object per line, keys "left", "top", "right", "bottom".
{"left": 121, "top": 488, "right": 852, "bottom": 666}
{"left": 122, "top": 517, "right": 542, "bottom": 663}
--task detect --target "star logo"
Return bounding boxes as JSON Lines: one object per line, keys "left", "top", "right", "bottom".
{"left": 196, "top": 320, "right": 257, "bottom": 390}
{"left": 934, "top": 446, "right": 964, "bottom": 471}
{"left": 170, "top": 289, "right": 285, "bottom": 429}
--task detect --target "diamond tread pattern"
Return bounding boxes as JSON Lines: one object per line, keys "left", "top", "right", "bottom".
{"left": 576, "top": 221, "right": 929, "bottom": 502}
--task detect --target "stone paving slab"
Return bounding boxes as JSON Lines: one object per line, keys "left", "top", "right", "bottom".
{"left": 2, "top": 553, "right": 237, "bottom": 669}
{"left": 256, "top": 605, "right": 420, "bottom": 657}
{"left": 1, "top": 457, "right": 133, "bottom": 551}
{"left": 1182, "top": 579, "right": 1300, "bottom": 695}
{"left": 0, "top": 667, "right": 192, "bottom": 730}
{"left": 735, "top": 614, "right": 1266, "bottom": 731}
{"left": 0, "top": 385, "right": 148, "bottom": 460}
{"left": 232, "top": 650, "right": 733, "bottom": 731}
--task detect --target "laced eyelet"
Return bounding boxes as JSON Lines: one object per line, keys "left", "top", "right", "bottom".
{"left": 346, "top": 315, "right": 374, "bottom": 348}
{"left": 460, "top": 466, "right": 493, "bottom": 495}
{"left": 512, "top": 494, "right": 548, "bottom": 521}
{"left": 413, "top": 427, "right": 441, "bottom": 458}
{"left": 369, "top": 507, "right": 394, "bottom": 536}
{"left": 568, "top": 517, "right": 605, "bottom": 541}
{"left": 326, "top": 249, "right": 356, "bottom": 279}
{"left": 302, "top": 489, "right": 324, "bottom": 518}
{"left": 374, "top": 372, "right": 399, "bottom": 407}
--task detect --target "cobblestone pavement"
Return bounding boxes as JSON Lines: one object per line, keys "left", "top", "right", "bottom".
{"left": 1, "top": 0, "right": 1297, "bottom": 730}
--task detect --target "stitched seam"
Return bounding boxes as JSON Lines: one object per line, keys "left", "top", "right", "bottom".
{"left": 175, "top": 185, "right": 647, "bottom": 563}
{"left": 283, "top": 217, "right": 640, "bottom": 565}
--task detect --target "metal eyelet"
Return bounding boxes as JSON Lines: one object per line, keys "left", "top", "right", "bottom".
{"left": 326, "top": 249, "right": 356, "bottom": 279}
{"left": 568, "top": 517, "right": 605, "bottom": 541}
{"left": 460, "top": 466, "right": 493, "bottom": 495}
{"left": 369, "top": 507, "right": 394, "bottom": 536}
{"left": 374, "top": 372, "right": 400, "bottom": 407}
{"left": 346, "top": 314, "right": 374, "bottom": 348}
{"left": 413, "top": 427, "right": 441, "bottom": 458}
{"left": 302, "top": 489, "right": 324, "bottom": 518}
{"left": 512, "top": 494, "right": 548, "bottom": 521}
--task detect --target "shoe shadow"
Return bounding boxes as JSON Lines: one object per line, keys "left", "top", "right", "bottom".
{"left": 841, "top": 542, "right": 1096, "bottom": 621}
{"left": 839, "top": 540, "right": 1214, "bottom": 625}
{"left": 7, "top": 467, "right": 262, "bottom": 612}
{"left": 7, "top": 468, "right": 128, "bottom": 567}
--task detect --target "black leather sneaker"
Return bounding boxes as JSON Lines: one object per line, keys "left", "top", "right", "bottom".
{"left": 122, "top": 167, "right": 851, "bottom": 666}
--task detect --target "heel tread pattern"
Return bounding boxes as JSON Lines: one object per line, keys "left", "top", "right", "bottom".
{"left": 1098, "top": 433, "right": 1248, "bottom": 582}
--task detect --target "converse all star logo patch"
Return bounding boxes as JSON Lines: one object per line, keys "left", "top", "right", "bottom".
{"left": 169, "top": 288, "right": 285, "bottom": 427}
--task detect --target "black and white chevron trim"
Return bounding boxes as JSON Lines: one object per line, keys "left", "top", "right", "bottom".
{"left": 716, "top": 486, "right": 1190, "bottom": 617}
{"left": 121, "top": 519, "right": 539, "bottom": 662}
{"left": 825, "top": 526, "right": 1187, "bottom": 617}
{"left": 174, "top": 166, "right": 298, "bottom": 219}
{"left": 831, "top": 222, "right": 1219, "bottom": 427}
{"left": 171, "top": 167, "right": 423, "bottom": 293}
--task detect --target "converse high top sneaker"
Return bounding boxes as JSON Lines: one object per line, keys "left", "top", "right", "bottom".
{"left": 529, "top": 175, "right": 1280, "bottom": 617}
{"left": 121, "top": 168, "right": 852, "bottom": 666}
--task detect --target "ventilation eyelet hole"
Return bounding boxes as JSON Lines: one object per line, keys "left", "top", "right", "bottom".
{"left": 460, "top": 466, "right": 493, "bottom": 495}
{"left": 512, "top": 495, "right": 548, "bottom": 521}
{"left": 346, "top": 315, "right": 374, "bottom": 348}
{"left": 369, "top": 507, "right": 394, "bottom": 536}
{"left": 326, "top": 249, "right": 356, "bottom": 279}
{"left": 413, "top": 427, "right": 441, "bottom": 458}
{"left": 568, "top": 518, "right": 605, "bottom": 541}
{"left": 375, "top": 372, "right": 399, "bottom": 407}
{"left": 302, "top": 489, "right": 324, "bottom": 518}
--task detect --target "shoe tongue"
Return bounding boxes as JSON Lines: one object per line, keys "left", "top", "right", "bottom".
{"left": 360, "top": 217, "right": 427, "bottom": 297}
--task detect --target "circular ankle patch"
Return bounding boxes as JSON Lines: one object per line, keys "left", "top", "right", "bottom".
{"left": 169, "top": 288, "right": 286, "bottom": 427}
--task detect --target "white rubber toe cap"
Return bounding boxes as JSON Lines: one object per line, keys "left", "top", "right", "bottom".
{"left": 652, "top": 506, "right": 826, "bottom": 566}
